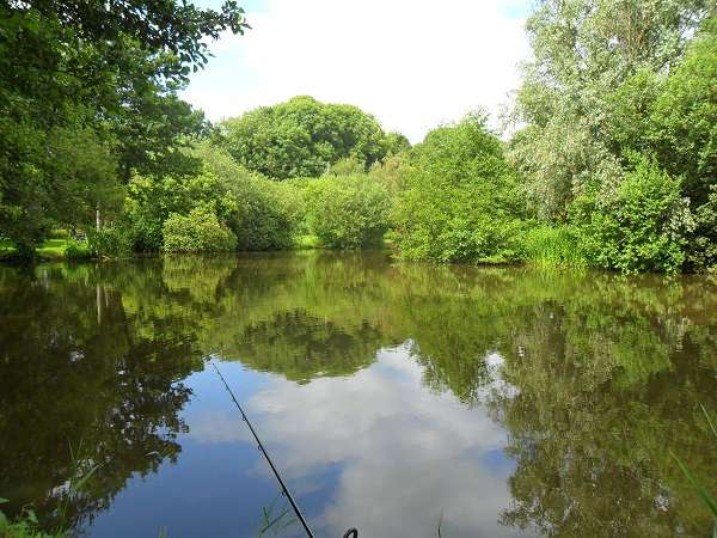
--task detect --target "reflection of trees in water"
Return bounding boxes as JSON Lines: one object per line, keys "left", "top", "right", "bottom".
{"left": 485, "top": 297, "right": 717, "bottom": 536}
{"left": 1, "top": 255, "right": 717, "bottom": 535}
{"left": 0, "top": 266, "right": 202, "bottom": 531}
{"left": 234, "top": 309, "right": 385, "bottom": 382}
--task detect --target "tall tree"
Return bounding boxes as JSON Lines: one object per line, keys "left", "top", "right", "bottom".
{"left": 220, "top": 96, "right": 402, "bottom": 179}
{"left": 510, "top": 0, "right": 711, "bottom": 220}
{"left": 0, "top": 0, "right": 248, "bottom": 255}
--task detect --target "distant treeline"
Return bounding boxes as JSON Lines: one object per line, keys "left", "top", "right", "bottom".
{"left": 1, "top": 0, "right": 715, "bottom": 273}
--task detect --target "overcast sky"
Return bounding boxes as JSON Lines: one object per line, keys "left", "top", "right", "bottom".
{"left": 183, "top": 0, "right": 533, "bottom": 143}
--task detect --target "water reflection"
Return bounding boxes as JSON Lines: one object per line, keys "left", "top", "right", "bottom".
{"left": 0, "top": 264, "right": 200, "bottom": 531}
{"left": 0, "top": 253, "right": 715, "bottom": 536}
{"left": 242, "top": 345, "right": 518, "bottom": 537}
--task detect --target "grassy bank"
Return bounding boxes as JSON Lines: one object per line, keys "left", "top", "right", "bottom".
{"left": 0, "top": 237, "right": 92, "bottom": 262}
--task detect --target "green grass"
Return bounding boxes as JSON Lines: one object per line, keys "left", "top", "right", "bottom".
{"left": 36, "top": 239, "right": 69, "bottom": 258}
{"left": 294, "top": 234, "right": 321, "bottom": 250}
{"left": 521, "top": 225, "right": 586, "bottom": 266}
{"left": 673, "top": 404, "right": 717, "bottom": 537}
{"left": 0, "top": 234, "right": 92, "bottom": 261}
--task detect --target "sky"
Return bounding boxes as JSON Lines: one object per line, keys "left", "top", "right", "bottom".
{"left": 183, "top": 0, "right": 533, "bottom": 143}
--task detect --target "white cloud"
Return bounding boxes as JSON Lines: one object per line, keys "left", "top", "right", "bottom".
{"left": 243, "top": 344, "right": 522, "bottom": 537}
{"left": 183, "top": 0, "right": 531, "bottom": 142}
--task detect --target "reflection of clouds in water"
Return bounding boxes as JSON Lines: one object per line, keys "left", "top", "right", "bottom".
{"left": 247, "top": 343, "right": 524, "bottom": 537}
{"left": 478, "top": 352, "right": 521, "bottom": 404}
{"left": 186, "top": 410, "right": 247, "bottom": 444}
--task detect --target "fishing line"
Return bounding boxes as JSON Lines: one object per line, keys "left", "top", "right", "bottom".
{"left": 210, "top": 360, "right": 360, "bottom": 538}
{"left": 210, "top": 360, "right": 316, "bottom": 537}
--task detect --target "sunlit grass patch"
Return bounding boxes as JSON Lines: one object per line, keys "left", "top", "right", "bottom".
{"left": 36, "top": 239, "right": 69, "bottom": 258}
{"left": 294, "top": 234, "right": 321, "bottom": 249}
{"left": 521, "top": 225, "right": 586, "bottom": 266}
{"left": 0, "top": 233, "right": 93, "bottom": 261}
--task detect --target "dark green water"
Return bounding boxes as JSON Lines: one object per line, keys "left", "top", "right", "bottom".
{"left": 1, "top": 252, "right": 716, "bottom": 537}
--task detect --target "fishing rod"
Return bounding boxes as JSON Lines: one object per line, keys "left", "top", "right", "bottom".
{"left": 210, "top": 360, "right": 358, "bottom": 538}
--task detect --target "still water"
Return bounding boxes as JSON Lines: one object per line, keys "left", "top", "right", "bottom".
{"left": 1, "top": 252, "right": 716, "bottom": 537}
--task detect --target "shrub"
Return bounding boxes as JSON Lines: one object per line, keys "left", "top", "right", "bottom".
{"left": 88, "top": 226, "right": 133, "bottom": 258}
{"left": 63, "top": 239, "right": 92, "bottom": 260}
{"left": 229, "top": 177, "right": 297, "bottom": 251}
{"left": 305, "top": 175, "right": 391, "bottom": 249}
{"left": 162, "top": 206, "right": 237, "bottom": 253}
{"left": 185, "top": 144, "right": 298, "bottom": 251}
{"left": 686, "top": 185, "right": 717, "bottom": 272}
{"left": 392, "top": 114, "right": 525, "bottom": 263}
{"left": 571, "top": 156, "right": 692, "bottom": 273}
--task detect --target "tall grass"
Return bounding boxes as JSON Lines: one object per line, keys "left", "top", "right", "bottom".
{"left": 673, "top": 404, "right": 717, "bottom": 538}
{"left": 0, "top": 441, "right": 98, "bottom": 538}
{"left": 521, "top": 225, "right": 586, "bottom": 266}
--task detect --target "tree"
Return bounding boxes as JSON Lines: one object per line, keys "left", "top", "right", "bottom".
{"left": 393, "top": 114, "right": 525, "bottom": 263}
{"left": 305, "top": 175, "right": 391, "bottom": 249}
{"left": 0, "top": 0, "right": 248, "bottom": 255}
{"left": 651, "top": 17, "right": 717, "bottom": 208}
{"left": 510, "top": 0, "right": 711, "bottom": 221}
{"left": 220, "top": 96, "right": 401, "bottom": 179}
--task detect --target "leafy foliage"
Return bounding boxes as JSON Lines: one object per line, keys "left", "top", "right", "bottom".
{"left": 571, "top": 157, "right": 691, "bottom": 273}
{"left": 393, "top": 114, "right": 524, "bottom": 263}
{"left": 163, "top": 206, "right": 237, "bottom": 253}
{"left": 191, "top": 144, "right": 298, "bottom": 251}
{"left": 688, "top": 186, "right": 717, "bottom": 271}
{"left": 305, "top": 175, "right": 391, "bottom": 249}
{"left": 509, "top": 0, "right": 715, "bottom": 272}
{"left": 651, "top": 17, "right": 717, "bottom": 207}
{"left": 0, "top": 0, "right": 247, "bottom": 256}
{"left": 220, "top": 96, "right": 405, "bottom": 179}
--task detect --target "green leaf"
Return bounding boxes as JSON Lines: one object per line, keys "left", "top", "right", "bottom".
{"left": 0, "top": 497, "right": 8, "bottom": 504}
{"left": 0, "top": 510, "right": 8, "bottom": 530}
{"left": 673, "top": 453, "right": 717, "bottom": 516}
{"left": 71, "top": 464, "right": 99, "bottom": 494}
{"left": 701, "top": 403, "right": 717, "bottom": 440}
{"left": 26, "top": 509, "right": 38, "bottom": 524}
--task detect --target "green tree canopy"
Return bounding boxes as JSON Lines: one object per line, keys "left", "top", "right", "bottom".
{"left": 393, "top": 113, "right": 525, "bottom": 263}
{"left": 510, "top": 0, "right": 711, "bottom": 221}
{"left": 0, "top": 0, "right": 248, "bottom": 255}
{"left": 220, "top": 96, "right": 405, "bottom": 179}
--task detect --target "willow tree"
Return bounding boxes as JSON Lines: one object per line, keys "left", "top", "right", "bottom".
{"left": 510, "top": 0, "right": 711, "bottom": 221}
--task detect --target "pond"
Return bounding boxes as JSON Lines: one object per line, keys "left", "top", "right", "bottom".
{"left": 1, "top": 252, "right": 716, "bottom": 537}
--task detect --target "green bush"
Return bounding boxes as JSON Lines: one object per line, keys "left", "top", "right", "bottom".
{"left": 123, "top": 169, "right": 230, "bottom": 252}
{"left": 305, "top": 175, "right": 391, "bottom": 249}
{"left": 687, "top": 185, "right": 717, "bottom": 272}
{"left": 184, "top": 144, "right": 298, "bottom": 251}
{"left": 571, "top": 157, "right": 691, "bottom": 273}
{"left": 229, "top": 177, "right": 297, "bottom": 251}
{"left": 162, "top": 206, "right": 237, "bottom": 253}
{"left": 88, "top": 226, "right": 133, "bottom": 258}
{"left": 63, "top": 239, "right": 92, "bottom": 260}
{"left": 393, "top": 114, "right": 525, "bottom": 263}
